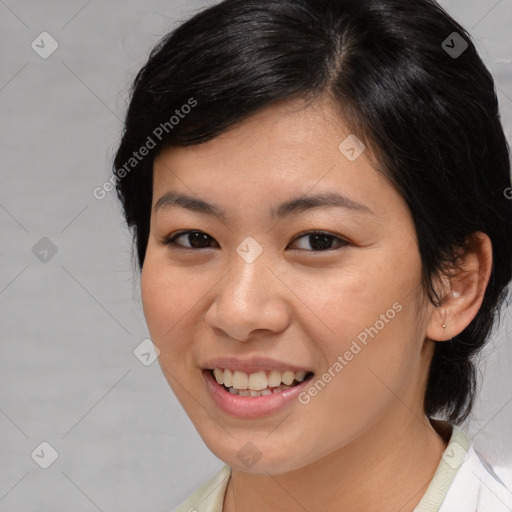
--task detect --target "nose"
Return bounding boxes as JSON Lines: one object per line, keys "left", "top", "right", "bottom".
{"left": 205, "top": 251, "right": 291, "bottom": 342}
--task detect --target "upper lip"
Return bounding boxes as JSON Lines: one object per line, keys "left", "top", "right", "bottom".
{"left": 202, "top": 357, "right": 313, "bottom": 374}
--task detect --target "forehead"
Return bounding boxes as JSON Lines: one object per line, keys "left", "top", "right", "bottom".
{"left": 151, "top": 97, "right": 406, "bottom": 223}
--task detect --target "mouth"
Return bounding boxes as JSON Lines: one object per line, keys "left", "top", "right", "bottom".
{"left": 201, "top": 358, "right": 316, "bottom": 418}
{"left": 209, "top": 368, "right": 315, "bottom": 397}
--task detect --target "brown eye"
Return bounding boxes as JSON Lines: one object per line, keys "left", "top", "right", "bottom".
{"left": 162, "top": 230, "right": 347, "bottom": 252}
{"left": 289, "top": 231, "right": 348, "bottom": 252}
{"left": 164, "top": 230, "right": 218, "bottom": 249}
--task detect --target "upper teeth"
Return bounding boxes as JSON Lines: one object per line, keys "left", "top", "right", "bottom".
{"left": 213, "top": 368, "right": 308, "bottom": 391}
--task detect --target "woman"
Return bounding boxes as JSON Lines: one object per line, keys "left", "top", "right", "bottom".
{"left": 113, "top": 0, "right": 512, "bottom": 510}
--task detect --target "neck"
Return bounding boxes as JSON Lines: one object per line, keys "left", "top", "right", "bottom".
{"left": 223, "top": 413, "right": 448, "bottom": 512}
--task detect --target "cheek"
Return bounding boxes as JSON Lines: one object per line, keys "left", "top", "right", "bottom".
{"left": 141, "top": 262, "right": 174, "bottom": 339}
{"left": 295, "top": 245, "right": 424, "bottom": 407}
{"left": 297, "top": 254, "right": 415, "bottom": 351}
{"left": 140, "top": 256, "right": 197, "bottom": 363}
{"left": 140, "top": 257, "right": 207, "bottom": 412}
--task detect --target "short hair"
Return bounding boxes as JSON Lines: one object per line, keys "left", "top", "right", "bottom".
{"left": 113, "top": 0, "right": 512, "bottom": 423}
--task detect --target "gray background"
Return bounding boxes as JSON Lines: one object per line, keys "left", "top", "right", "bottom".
{"left": 0, "top": 0, "right": 511, "bottom": 510}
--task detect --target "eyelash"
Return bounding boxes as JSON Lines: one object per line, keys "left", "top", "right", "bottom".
{"left": 161, "top": 230, "right": 349, "bottom": 253}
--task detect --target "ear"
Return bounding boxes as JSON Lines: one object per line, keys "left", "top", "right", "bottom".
{"left": 426, "top": 232, "right": 493, "bottom": 342}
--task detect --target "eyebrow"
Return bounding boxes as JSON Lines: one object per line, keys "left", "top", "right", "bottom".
{"left": 153, "top": 191, "right": 374, "bottom": 219}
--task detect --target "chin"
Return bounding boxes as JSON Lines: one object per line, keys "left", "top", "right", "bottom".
{"left": 196, "top": 426, "right": 323, "bottom": 475}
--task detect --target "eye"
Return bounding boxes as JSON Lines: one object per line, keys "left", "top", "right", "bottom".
{"left": 163, "top": 230, "right": 219, "bottom": 249}
{"left": 288, "top": 231, "right": 348, "bottom": 252}
{"left": 161, "top": 229, "right": 348, "bottom": 252}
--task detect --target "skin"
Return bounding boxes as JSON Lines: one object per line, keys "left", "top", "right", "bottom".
{"left": 141, "top": 96, "right": 492, "bottom": 512}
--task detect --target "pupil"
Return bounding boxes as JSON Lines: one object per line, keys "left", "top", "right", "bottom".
{"left": 189, "top": 232, "right": 210, "bottom": 248}
{"left": 310, "top": 234, "right": 333, "bottom": 251}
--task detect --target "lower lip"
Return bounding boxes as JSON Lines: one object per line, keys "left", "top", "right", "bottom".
{"left": 202, "top": 370, "right": 313, "bottom": 419}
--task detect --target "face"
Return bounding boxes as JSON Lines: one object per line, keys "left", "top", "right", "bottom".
{"left": 141, "top": 97, "right": 435, "bottom": 474}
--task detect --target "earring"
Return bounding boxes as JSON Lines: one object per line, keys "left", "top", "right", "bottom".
{"left": 442, "top": 324, "right": 446, "bottom": 328}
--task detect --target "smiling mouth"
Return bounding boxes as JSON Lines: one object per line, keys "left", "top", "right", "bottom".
{"left": 210, "top": 368, "right": 314, "bottom": 397}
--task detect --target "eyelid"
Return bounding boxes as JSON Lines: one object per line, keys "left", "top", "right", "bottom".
{"left": 161, "top": 229, "right": 349, "bottom": 251}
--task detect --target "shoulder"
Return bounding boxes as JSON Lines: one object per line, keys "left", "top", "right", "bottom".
{"left": 172, "top": 465, "right": 231, "bottom": 512}
{"left": 415, "top": 422, "right": 512, "bottom": 512}
{"left": 439, "top": 427, "right": 512, "bottom": 512}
